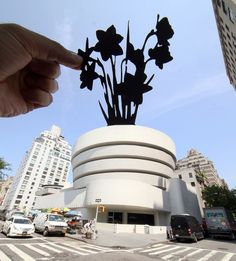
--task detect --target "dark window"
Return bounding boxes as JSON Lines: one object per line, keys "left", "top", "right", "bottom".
{"left": 191, "top": 182, "right": 196, "bottom": 187}
{"left": 179, "top": 175, "right": 182, "bottom": 179}
{"left": 128, "top": 213, "right": 154, "bottom": 226}
{"left": 15, "top": 200, "right": 20, "bottom": 204}
{"left": 189, "top": 173, "right": 193, "bottom": 178}
{"left": 222, "top": 1, "right": 227, "bottom": 15}
{"left": 107, "top": 212, "right": 123, "bottom": 224}
{"left": 17, "top": 195, "right": 23, "bottom": 199}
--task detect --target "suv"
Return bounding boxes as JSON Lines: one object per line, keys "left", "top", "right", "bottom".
{"left": 169, "top": 214, "right": 204, "bottom": 242}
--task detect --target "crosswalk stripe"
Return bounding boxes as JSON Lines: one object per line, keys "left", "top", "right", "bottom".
{"left": 0, "top": 249, "right": 11, "bottom": 261}
{"left": 61, "top": 242, "right": 107, "bottom": 253}
{"left": 141, "top": 245, "right": 170, "bottom": 253}
{"left": 48, "top": 243, "right": 89, "bottom": 255}
{"left": 222, "top": 253, "right": 235, "bottom": 261}
{"left": 149, "top": 246, "right": 181, "bottom": 255}
{"left": 198, "top": 250, "right": 217, "bottom": 261}
{"left": 178, "top": 248, "right": 205, "bottom": 260}
{"left": 82, "top": 244, "right": 111, "bottom": 251}
{"left": 37, "top": 243, "right": 63, "bottom": 253}
{"left": 6, "top": 244, "right": 35, "bottom": 261}
{"left": 25, "top": 244, "right": 50, "bottom": 256}
{"left": 162, "top": 247, "right": 190, "bottom": 260}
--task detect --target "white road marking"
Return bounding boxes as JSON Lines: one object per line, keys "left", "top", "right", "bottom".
{"left": 48, "top": 243, "right": 89, "bottom": 255}
{"left": 0, "top": 249, "right": 11, "bottom": 261}
{"left": 25, "top": 244, "right": 50, "bottom": 256}
{"left": 221, "top": 253, "right": 235, "bottom": 261}
{"left": 6, "top": 244, "right": 35, "bottom": 261}
{"left": 37, "top": 243, "right": 63, "bottom": 253}
{"left": 178, "top": 248, "right": 205, "bottom": 261}
{"left": 198, "top": 250, "right": 217, "bottom": 261}
{"left": 149, "top": 246, "right": 181, "bottom": 255}
{"left": 162, "top": 247, "right": 190, "bottom": 260}
{"left": 141, "top": 244, "right": 170, "bottom": 253}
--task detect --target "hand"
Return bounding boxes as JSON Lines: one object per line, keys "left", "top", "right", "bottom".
{"left": 0, "top": 23, "right": 83, "bottom": 117}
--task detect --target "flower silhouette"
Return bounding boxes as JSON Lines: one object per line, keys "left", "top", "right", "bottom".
{"left": 148, "top": 45, "right": 173, "bottom": 69}
{"left": 80, "top": 62, "right": 99, "bottom": 90}
{"left": 94, "top": 25, "right": 123, "bottom": 61}
{"left": 78, "top": 14, "right": 174, "bottom": 125}
{"left": 117, "top": 73, "right": 152, "bottom": 105}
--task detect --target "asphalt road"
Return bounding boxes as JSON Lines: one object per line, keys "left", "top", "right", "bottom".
{"left": 0, "top": 222, "right": 236, "bottom": 261}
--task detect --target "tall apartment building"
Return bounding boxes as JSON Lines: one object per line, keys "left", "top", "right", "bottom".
{"left": 212, "top": 0, "right": 236, "bottom": 90}
{"left": 176, "top": 149, "right": 224, "bottom": 187}
{"left": 2, "top": 125, "right": 71, "bottom": 213}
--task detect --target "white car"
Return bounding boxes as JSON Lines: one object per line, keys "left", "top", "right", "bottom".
{"left": 2, "top": 216, "right": 35, "bottom": 237}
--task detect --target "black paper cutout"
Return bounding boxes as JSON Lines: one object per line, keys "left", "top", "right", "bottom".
{"left": 78, "top": 14, "right": 174, "bottom": 125}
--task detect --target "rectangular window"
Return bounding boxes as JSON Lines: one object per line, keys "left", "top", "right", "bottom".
{"left": 189, "top": 173, "right": 193, "bottom": 178}
{"left": 178, "top": 175, "right": 182, "bottom": 179}
{"left": 191, "top": 182, "right": 196, "bottom": 187}
{"left": 222, "top": 1, "right": 227, "bottom": 15}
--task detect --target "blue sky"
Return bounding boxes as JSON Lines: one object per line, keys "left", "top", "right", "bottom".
{"left": 1, "top": 0, "right": 236, "bottom": 188}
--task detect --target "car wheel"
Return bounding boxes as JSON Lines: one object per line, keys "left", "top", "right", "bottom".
{"left": 43, "top": 227, "right": 49, "bottom": 237}
{"left": 6, "top": 228, "right": 11, "bottom": 238}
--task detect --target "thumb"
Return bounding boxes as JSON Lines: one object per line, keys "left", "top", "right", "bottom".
{"left": 8, "top": 24, "right": 83, "bottom": 69}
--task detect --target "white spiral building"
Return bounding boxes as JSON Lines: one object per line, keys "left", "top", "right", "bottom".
{"left": 71, "top": 125, "right": 176, "bottom": 225}
{"left": 35, "top": 125, "right": 202, "bottom": 226}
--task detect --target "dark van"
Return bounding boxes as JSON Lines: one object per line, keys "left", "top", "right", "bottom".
{"left": 170, "top": 214, "right": 204, "bottom": 242}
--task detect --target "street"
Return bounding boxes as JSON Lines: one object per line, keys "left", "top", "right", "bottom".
{"left": 0, "top": 230, "right": 236, "bottom": 260}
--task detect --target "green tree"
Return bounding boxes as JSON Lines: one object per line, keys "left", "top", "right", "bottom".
{"left": 0, "top": 157, "right": 11, "bottom": 180}
{"left": 202, "top": 185, "right": 236, "bottom": 214}
{"left": 193, "top": 165, "right": 208, "bottom": 187}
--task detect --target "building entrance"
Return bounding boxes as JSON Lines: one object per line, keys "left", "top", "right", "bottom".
{"left": 128, "top": 213, "right": 154, "bottom": 225}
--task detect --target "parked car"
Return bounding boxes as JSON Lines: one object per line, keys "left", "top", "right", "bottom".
{"left": 5, "top": 210, "right": 25, "bottom": 220}
{"left": 33, "top": 213, "right": 68, "bottom": 236}
{"left": 1, "top": 216, "right": 35, "bottom": 237}
{"left": 204, "top": 207, "right": 236, "bottom": 239}
{"left": 169, "top": 214, "right": 204, "bottom": 242}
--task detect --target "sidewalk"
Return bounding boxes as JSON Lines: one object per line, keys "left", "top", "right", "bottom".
{"left": 66, "top": 230, "right": 168, "bottom": 248}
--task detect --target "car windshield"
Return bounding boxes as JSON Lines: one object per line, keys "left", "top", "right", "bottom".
{"left": 13, "top": 212, "right": 25, "bottom": 216}
{"left": 48, "top": 215, "right": 64, "bottom": 222}
{"left": 14, "top": 218, "right": 31, "bottom": 224}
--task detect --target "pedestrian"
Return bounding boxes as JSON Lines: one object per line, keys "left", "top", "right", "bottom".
{"left": 0, "top": 23, "right": 83, "bottom": 117}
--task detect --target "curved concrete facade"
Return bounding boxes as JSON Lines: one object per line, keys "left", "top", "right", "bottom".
{"left": 35, "top": 126, "right": 202, "bottom": 226}
{"left": 72, "top": 125, "right": 176, "bottom": 216}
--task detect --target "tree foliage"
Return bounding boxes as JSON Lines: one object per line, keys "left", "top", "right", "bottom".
{"left": 0, "top": 157, "right": 11, "bottom": 179}
{"left": 202, "top": 185, "right": 236, "bottom": 214}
